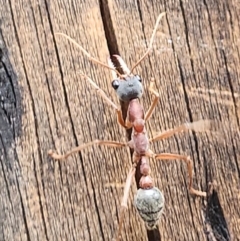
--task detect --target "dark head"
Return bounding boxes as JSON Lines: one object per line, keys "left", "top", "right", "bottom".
{"left": 111, "top": 75, "right": 143, "bottom": 102}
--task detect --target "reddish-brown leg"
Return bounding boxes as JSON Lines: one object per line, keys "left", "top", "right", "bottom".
{"left": 48, "top": 140, "right": 127, "bottom": 160}
{"left": 154, "top": 153, "right": 206, "bottom": 197}
{"left": 145, "top": 78, "right": 159, "bottom": 122}
{"left": 150, "top": 120, "right": 213, "bottom": 142}
{"left": 80, "top": 73, "right": 126, "bottom": 128}
{"left": 116, "top": 166, "right": 136, "bottom": 241}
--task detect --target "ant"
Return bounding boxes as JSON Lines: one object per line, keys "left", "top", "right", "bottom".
{"left": 49, "top": 12, "right": 210, "bottom": 241}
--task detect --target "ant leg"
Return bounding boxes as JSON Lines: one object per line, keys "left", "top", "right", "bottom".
{"left": 150, "top": 120, "right": 213, "bottom": 142}
{"left": 150, "top": 125, "right": 187, "bottom": 142}
{"left": 145, "top": 78, "right": 159, "bottom": 121}
{"left": 48, "top": 140, "right": 127, "bottom": 160}
{"left": 116, "top": 166, "right": 136, "bottom": 241}
{"left": 154, "top": 153, "right": 206, "bottom": 197}
{"left": 80, "top": 73, "right": 126, "bottom": 128}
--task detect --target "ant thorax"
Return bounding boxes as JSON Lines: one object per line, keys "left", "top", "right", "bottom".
{"left": 112, "top": 75, "right": 143, "bottom": 102}
{"left": 132, "top": 131, "right": 149, "bottom": 155}
{"left": 128, "top": 99, "right": 145, "bottom": 123}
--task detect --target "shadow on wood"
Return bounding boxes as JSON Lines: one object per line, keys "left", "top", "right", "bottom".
{"left": 202, "top": 181, "right": 231, "bottom": 241}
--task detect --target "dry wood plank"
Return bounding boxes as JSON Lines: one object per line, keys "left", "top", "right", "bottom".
{"left": 0, "top": 0, "right": 239, "bottom": 241}
{"left": 0, "top": 0, "right": 129, "bottom": 241}
{"left": 107, "top": 0, "right": 240, "bottom": 241}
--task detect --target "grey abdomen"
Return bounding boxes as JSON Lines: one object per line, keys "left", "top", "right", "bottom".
{"left": 134, "top": 187, "right": 164, "bottom": 229}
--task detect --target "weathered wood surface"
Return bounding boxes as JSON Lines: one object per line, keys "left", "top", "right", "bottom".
{"left": 0, "top": 0, "right": 239, "bottom": 241}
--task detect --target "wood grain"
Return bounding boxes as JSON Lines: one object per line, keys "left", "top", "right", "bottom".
{"left": 0, "top": 0, "right": 239, "bottom": 241}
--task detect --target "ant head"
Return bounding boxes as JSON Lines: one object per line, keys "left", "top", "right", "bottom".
{"left": 111, "top": 75, "right": 143, "bottom": 102}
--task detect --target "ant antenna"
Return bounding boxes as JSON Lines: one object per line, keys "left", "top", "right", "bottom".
{"left": 130, "top": 12, "right": 166, "bottom": 73}
{"left": 55, "top": 32, "right": 122, "bottom": 76}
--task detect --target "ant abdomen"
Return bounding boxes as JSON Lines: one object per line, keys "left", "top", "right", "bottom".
{"left": 134, "top": 187, "right": 164, "bottom": 229}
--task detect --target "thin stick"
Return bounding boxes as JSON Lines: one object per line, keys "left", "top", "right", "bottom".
{"left": 130, "top": 12, "right": 166, "bottom": 73}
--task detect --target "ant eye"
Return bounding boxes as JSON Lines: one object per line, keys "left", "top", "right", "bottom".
{"left": 135, "top": 75, "right": 142, "bottom": 82}
{"left": 112, "top": 80, "right": 120, "bottom": 90}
